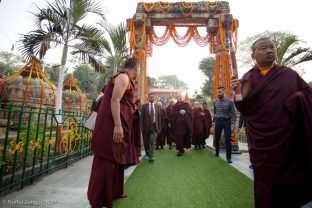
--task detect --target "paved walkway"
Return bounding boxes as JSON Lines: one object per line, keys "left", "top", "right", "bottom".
{"left": 0, "top": 137, "right": 253, "bottom": 208}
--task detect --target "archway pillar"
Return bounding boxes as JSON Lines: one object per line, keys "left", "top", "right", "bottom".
{"left": 127, "top": 14, "right": 148, "bottom": 102}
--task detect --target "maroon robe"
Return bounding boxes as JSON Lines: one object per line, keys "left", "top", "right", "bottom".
{"left": 165, "top": 105, "right": 175, "bottom": 146}
{"left": 203, "top": 108, "right": 212, "bottom": 141}
{"left": 156, "top": 107, "right": 167, "bottom": 148}
{"left": 170, "top": 101, "right": 192, "bottom": 153}
{"left": 192, "top": 108, "right": 205, "bottom": 147}
{"left": 88, "top": 72, "right": 139, "bottom": 208}
{"left": 132, "top": 108, "right": 141, "bottom": 147}
{"left": 235, "top": 65, "right": 312, "bottom": 208}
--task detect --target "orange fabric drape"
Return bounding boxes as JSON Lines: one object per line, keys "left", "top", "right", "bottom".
{"left": 62, "top": 76, "right": 88, "bottom": 112}
{"left": 0, "top": 58, "right": 56, "bottom": 106}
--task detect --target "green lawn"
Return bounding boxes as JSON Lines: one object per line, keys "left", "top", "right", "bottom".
{"left": 114, "top": 148, "right": 254, "bottom": 208}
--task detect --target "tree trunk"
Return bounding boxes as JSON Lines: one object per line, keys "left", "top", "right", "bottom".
{"left": 113, "top": 63, "right": 117, "bottom": 75}
{"left": 55, "top": 41, "right": 68, "bottom": 122}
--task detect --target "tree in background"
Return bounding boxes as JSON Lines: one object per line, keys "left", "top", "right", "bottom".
{"left": 198, "top": 57, "right": 215, "bottom": 98}
{"left": 147, "top": 76, "right": 157, "bottom": 89}
{"left": 44, "top": 64, "right": 65, "bottom": 85}
{"left": 19, "top": 0, "right": 105, "bottom": 118}
{"left": 72, "top": 64, "right": 98, "bottom": 93}
{"left": 0, "top": 51, "right": 25, "bottom": 76}
{"left": 73, "top": 20, "right": 129, "bottom": 92}
{"left": 100, "top": 22, "right": 129, "bottom": 75}
{"left": 239, "top": 31, "right": 312, "bottom": 76}
{"left": 155, "top": 74, "right": 188, "bottom": 89}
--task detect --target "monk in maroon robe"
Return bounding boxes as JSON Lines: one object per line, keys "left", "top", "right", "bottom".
{"left": 165, "top": 99, "right": 175, "bottom": 149}
{"left": 192, "top": 102, "right": 205, "bottom": 149}
{"left": 88, "top": 58, "right": 139, "bottom": 208}
{"left": 156, "top": 102, "right": 167, "bottom": 149}
{"left": 132, "top": 99, "right": 142, "bottom": 157}
{"left": 232, "top": 38, "right": 312, "bottom": 208}
{"left": 202, "top": 102, "right": 212, "bottom": 148}
{"left": 170, "top": 96, "right": 192, "bottom": 156}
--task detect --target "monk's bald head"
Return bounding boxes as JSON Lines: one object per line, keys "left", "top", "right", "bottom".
{"left": 251, "top": 38, "right": 276, "bottom": 67}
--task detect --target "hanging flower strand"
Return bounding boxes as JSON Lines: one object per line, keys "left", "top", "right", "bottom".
{"left": 142, "top": 2, "right": 156, "bottom": 12}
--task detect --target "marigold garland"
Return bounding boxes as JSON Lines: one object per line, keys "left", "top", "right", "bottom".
{"left": 158, "top": 2, "right": 173, "bottom": 13}
{"left": 63, "top": 76, "right": 88, "bottom": 112}
{"left": 213, "top": 53, "right": 231, "bottom": 99}
{"left": 0, "top": 58, "right": 56, "bottom": 106}
{"left": 203, "top": 1, "right": 220, "bottom": 14}
{"left": 142, "top": 2, "right": 156, "bottom": 12}
{"left": 181, "top": 1, "right": 194, "bottom": 9}
{"left": 179, "top": 2, "right": 194, "bottom": 17}
{"left": 218, "top": 17, "right": 227, "bottom": 51}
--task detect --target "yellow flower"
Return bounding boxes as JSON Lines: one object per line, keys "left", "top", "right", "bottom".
{"left": 9, "top": 141, "right": 24, "bottom": 154}
{"left": 46, "top": 137, "right": 55, "bottom": 146}
{"left": 34, "top": 142, "right": 41, "bottom": 149}
{"left": 15, "top": 144, "right": 21, "bottom": 151}
{"left": 29, "top": 140, "right": 40, "bottom": 150}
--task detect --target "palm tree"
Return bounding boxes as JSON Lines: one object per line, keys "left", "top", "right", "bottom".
{"left": 73, "top": 21, "right": 129, "bottom": 85}
{"left": 102, "top": 22, "right": 129, "bottom": 75}
{"left": 239, "top": 31, "right": 312, "bottom": 72}
{"left": 276, "top": 34, "right": 312, "bottom": 67}
{"left": 19, "top": 0, "right": 105, "bottom": 118}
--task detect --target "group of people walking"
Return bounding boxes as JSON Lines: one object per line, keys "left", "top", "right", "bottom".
{"left": 139, "top": 92, "right": 214, "bottom": 160}
{"left": 87, "top": 37, "right": 312, "bottom": 208}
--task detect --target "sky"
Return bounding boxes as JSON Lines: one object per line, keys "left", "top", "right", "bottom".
{"left": 1, "top": 0, "right": 312, "bottom": 96}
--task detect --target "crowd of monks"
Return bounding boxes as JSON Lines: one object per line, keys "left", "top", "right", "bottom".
{"left": 133, "top": 96, "right": 213, "bottom": 157}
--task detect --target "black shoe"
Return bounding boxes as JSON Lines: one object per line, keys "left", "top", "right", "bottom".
{"left": 227, "top": 159, "right": 232, "bottom": 163}
{"left": 149, "top": 157, "right": 155, "bottom": 162}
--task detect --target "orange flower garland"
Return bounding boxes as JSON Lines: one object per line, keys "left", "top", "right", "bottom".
{"left": 142, "top": 2, "right": 156, "bottom": 12}
{"left": 218, "top": 17, "right": 227, "bottom": 51}
{"left": 203, "top": 1, "right": 220, "bottom": 14}
{"left": 63, "top": 76, "right": 88, "bottom": 112}
{"left": 181, "top": 1, "right": 194, "bottom": 8}
{"left": 158, "top": 2, "right": 173, "bottom": 13}
{"left": 179, "top": 2, "right": 194, "bottom": 17}
{"left": 0, "top": 58, "right": 57, "bottom": 106}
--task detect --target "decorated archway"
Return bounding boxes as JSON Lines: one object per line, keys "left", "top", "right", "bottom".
{"left": 127, "top": 1, "right": 238, "bottom": 102}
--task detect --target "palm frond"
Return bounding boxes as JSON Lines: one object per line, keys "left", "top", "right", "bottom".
{"left": 276, "top": 35, "right": 298, "bottom": 64}
{"left": 86, "top": 0, "right": 105, "bottom": 19}
{"left": 283, "top": 47, "right": 310, "bottom": 66}
{"left": 70, "top": 0, "right": 90, "bottom": 23}
{"left": 104, "top": 22, "right": 128, "bottom": 58}
{"left": 75, "top": 24, "right": 104, "bottom": 40}
{"left": 19, "top": 30, "right": 63, "bottom": 60}
{"left": 70, "top": 0, "right": 105, "bottom": 23}
{"left": 47, "top": 0, "right": 68, "bottom": 19}
{"left": 291, "top": 50, "right": 312, "bottom": 66}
